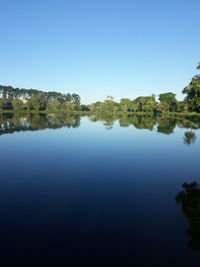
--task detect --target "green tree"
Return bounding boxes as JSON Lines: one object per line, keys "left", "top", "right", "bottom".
{"left": 46, "top": 100, "right": 61, "bottom": 112}
{"left": 133, "top": 96, "right": 157, "bottom": 113}
{"left": 183, "top": 63, "right": 200, "bottom": 113}
{"left": 157, "top": 101, "right": 170, "bottom": 113}
{"left": 96, "top": 96, "right": 119, "bottom": 114}
{"left": 71, "top": 94, "right": 81, "bottom": 110}
{"left": 106, "top": 95, "right": 114, "bottom": 101}
{"left": 176, "top": 101, "right": 188, "bottom": 113}
{"left": 12, "top": 99, "right": 24, "bottom": 111}
{"left": 142, "top": 96, "right": 157, "bottom": 113}
{"left": 119, "top": 98, "right": 133, "bottom": 113}
{"left": 29, "top": 94, "right": 46, "bottom": 111}
{"left": 65, "top": 101, "right": 75, "bottom": 112}
{"left": 133, "top": 97, "right": 145, "bottom": 112}
{"left": 0, "top": 98, "right": 4, "bottom": 112}
{"left": 0, "top": 84, "right": 81, "bottom": 113}
{"left": 159, "top": 92, "right": 177, "bottom": 112}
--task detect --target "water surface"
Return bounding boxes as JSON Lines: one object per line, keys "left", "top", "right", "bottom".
{"left": 0, "top": 113, "right": 200, "bottom": 266}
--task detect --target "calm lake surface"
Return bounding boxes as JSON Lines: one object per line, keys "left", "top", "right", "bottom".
{"left": 0, "top": 113, "right": 200, "bottom": 266}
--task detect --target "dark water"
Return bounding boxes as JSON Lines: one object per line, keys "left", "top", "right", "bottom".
{"left": 0, "top": 113, "right": 200, "bottom": 266}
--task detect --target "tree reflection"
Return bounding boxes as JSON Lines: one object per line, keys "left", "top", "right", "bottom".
{"left": 183, "top": 131, "right": 197, "bottom": 145}
{"left": 0, "top": 113, "right": 200, "bottom": 136}
{"left": 157, "top": 117, "right": 176, "bottom": 134}
{"left": 88, "top": 113, "right": 117, "bottom": 130}
{"left": 176, "top": 115, "right": 200, "bottom": 130}
{"left": 88, "top": 113, "right": 200, "bottom": 133}
{"left": 132, "top": 115, "right": 156, "bottom": 130}
{"left": 0, "top": 113, "right": 81, "bottom": 135}
{"left": 176, "top": 181, "right": 200, "bottom": 250}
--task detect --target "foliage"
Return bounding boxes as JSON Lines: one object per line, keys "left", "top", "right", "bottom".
{"left": 29, "top": 94, "right": 46, "bottom": 111}
{"left": 64, "top": 101, "right": 76, "bottom": 112}
{"left": 0, "top": 84, "right": 81, "bottom": 112}
{"left": 0, "top": 98, "right": 4, "bottom": 111}
{"left": 119, "top": 98, "right": 133, "bottom": 113}
{"left": 12, "top": 99, "right": 24, "bottom": 110}
{"left": 182, "top": 62, "right": 200, "bottom": 113}
{"left": 176, "top": 101, "right": 188, "bottom": 113}
{"left": 46, "top": 100, "right": 61, "bottom": 111}
{"left": 183, "top": 72, "right": 200, "bottom": 113}
{"left": 159, "top": 92, "right": 177, "bottom": 112}
{"left": 89, "top": 95, "right": 158, "bottom": 114}
{"left": 89, "top": 97, "right": 119, "bottom": 115}
{"left": 133, "top": 96, "right": 157, "bottom": 113}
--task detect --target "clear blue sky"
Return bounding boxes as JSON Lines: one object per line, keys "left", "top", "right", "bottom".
{"left": 0, "top": 0, "right": 199, "bottom": 104}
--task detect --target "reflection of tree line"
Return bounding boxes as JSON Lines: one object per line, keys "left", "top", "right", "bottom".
{"left": 0, "top": 114, "right": 199, "bottom": 143}
{"left": 89, "top": 114, "right": 198, "bottom": 140}
{"left": 176, "top": 182, "right": 200, "bottom": 251}
{"left": 89, "top": 113, "right": 118, "bottom": 130}
{"left": 0, "top": 113, "right": 81, "bottom": 135}
{"left": 120, "top": 115, "right": 157, "bottom": 130}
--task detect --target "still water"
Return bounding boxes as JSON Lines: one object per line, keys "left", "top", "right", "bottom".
{"left": 0, "top": 113, "right": 200, "bottom": 266}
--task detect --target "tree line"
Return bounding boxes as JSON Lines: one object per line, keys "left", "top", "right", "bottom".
{"left": 89, "top": 93, "right": 184, "bottom": 114}
{"left": 89, "top": 61, "right": 200, "bottom": 114}
{"left": 0, "top": 85, "right": 84, "bottom": 112}
{"left": 0, "top": 61, "right": 199, "bottom": 114}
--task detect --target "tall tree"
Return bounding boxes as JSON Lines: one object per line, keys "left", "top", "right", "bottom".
{"left": 0, "top": 98, "right": 4, "bottom": 112}
{"left": 183, "top": 63, "right": 200, "bottom": 113}
{"left": 159, "top": 92, "right": 177, "bottom": 112}
{"left": 119, "top": 98, "right": 133, "bottom": 113}
{"left": 12, "top": 99, "right": 24, "bottom": 111}
{"left": 29, "top": 94, "right": 46, "bottom": 111}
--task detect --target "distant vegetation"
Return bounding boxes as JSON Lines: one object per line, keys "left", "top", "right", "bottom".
{"left": 0, "top": 61, "right": 199, "bottom": 114}
{"left": 0, "top": 86, "right": 85, "bottom": 113}
{"left": 89, "top": 62, "right": 200, "bottom": 115}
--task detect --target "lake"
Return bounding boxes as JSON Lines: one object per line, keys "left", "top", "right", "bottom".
{"left": 0, "top": 113, "right": 200, "bottom": 266}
